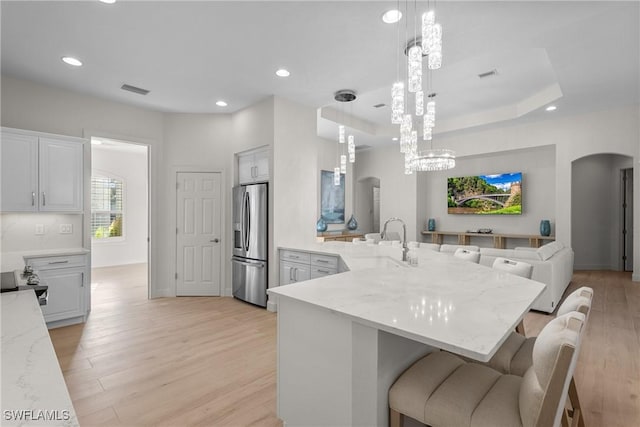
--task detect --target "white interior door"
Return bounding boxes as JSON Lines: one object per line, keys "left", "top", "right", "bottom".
{"left": 176, "top": 172, "right": 222, "bottom": 296}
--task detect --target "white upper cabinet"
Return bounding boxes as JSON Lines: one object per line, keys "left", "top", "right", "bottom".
{"left": 1, "top": 128, "right": 84, "bottom": 212}
{"left": 38, "top": 137, "right": 83, "bottom": 211}
{"left": 1, "top": 132, "right": 39, "bottom": 211}
{"left": 238, "top": 147, "right": 270, "bottom": 184}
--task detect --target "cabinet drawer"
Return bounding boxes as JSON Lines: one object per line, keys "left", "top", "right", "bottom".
{"left": 281, "top": 250, "right": 311, "bottom": 264}
{"left": 310, "top": 254, "right": 338, "bottom": 269}
{"left": 27, "top": 254, "right": 87, "bottom": 270}
{"left": 310, "top": 266, "right": 337, "bottom": 279}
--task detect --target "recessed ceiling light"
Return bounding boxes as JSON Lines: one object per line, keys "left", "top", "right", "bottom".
{"left": 275, "top": 68, "right": 290, "bottom": 77}
{"left": 382, "top": 9, "right": 402, "bottom": 24}
{"left": 545, "top": 105, "right": 557, "bottom": 112}
{"left": 61, "top": 56, "right": 82, "bottom": 67}
{"left": 99, "top": 0, "right": 117, "bottom": 4}
{"left": 216, "top": 100, "right": 228, "bottom": 107}
{"left": 392, "top": 137, "right": 399, "bottom": 141}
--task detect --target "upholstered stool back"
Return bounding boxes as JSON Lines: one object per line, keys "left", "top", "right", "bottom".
{"left": 453, "top": 248, "right": 481, "bottom": 263}
{"left": 519, "top": 312, "right": 585, "bottom": 427}
{"left": 492, "top": 257, "right": 533, "bottom": 279}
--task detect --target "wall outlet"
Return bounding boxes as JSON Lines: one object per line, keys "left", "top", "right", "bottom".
{"left": 35, "top": 224, "right": 45, "bottom": 235}
{"left": 59, "top": 224, "right": 73, "bottom": 234}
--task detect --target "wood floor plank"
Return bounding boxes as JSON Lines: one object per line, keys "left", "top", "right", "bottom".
{"left": 48, "top": 265, "right": 639, "bottom": 426}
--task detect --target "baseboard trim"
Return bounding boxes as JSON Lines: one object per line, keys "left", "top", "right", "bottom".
{"left": 267, "top": 300, "right": 278, "bottom": 312}
{"left": 633, "top": 273, "right": 640, "bottom": 282}
{"left": 573, "top": 264, "right": 614, "bottom": 271}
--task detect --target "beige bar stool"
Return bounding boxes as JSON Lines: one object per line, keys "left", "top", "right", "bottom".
{"left": 453, "top": 248, "right": 481, "bottom": 263}
{"left": 389, "top": 311, "right": 586, "bottom": 427}
{"left": 492, "top": 257, "right": 534, "bottom": 335}
{"left": 483, "top": 287, "right": 593, "bottom": 427}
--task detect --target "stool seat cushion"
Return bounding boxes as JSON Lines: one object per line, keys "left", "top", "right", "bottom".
{"left": 389, "top": 351, "right": 525, "bottom": 427}
{"left": 486, "top": 333, "right": 534, "bottom": 377}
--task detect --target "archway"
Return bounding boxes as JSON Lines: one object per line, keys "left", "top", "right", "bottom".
{"left": 571, "top": 153, "right": 634, "bottom": 271}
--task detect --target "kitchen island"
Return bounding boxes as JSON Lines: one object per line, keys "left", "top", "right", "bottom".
{"left": 268, "top": 243, "right": 545, "bottom": 426}
{"left": 1, "top": 290, "right": 79, "bottom": 426}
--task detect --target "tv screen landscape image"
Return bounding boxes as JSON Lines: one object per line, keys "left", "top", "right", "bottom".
{"left": 447, "top": 172, "right": 522, "bottom": 215}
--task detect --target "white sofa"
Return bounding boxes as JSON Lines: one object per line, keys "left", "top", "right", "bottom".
{"left": 478, "top": 242, "right": 574, "bottom": 313}
{"left": 418, "top": 241, "right": 574, "bottom": 313}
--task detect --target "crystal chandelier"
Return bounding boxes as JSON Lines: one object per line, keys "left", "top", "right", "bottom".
{"left": 334, "top": 90, "right": 357, "bottom": 185}
{"left": 390, "top": 1, "right": 455, "bottom": 173}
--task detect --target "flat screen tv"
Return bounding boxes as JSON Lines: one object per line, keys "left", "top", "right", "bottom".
{"left": 447, "top": 172, "right": 522, "bottom": 215}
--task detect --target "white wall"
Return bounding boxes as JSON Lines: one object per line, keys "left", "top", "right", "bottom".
{"left": 353, "top": 145, "right": 418, "bottom": 240}
{"left": 572, "top": 154, "right": 633, "bottom": 270}
{"left": 162, "top": 113, "right": 233, "bottom": 295}
{"left": 91, "top": 146, "right": 148, "bottom": 268}
{"left": 430, "top": 106, "right": 640, "bottom": 275}
{"left": 272, "top": 96, "right": 321, "bottom": 284}
{"left": 418, "top": 145, "right": 556, "bottom": 247}
{"left": 1, "top": 75, "right": 167, "bottom": 295}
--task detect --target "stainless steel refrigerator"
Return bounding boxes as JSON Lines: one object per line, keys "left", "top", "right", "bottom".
{"left": 232, "top": 183, "right": 268, "bottom": 307}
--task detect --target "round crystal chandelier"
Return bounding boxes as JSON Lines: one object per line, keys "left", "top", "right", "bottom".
{"left": 390, "top": 3, "right": 455, "bottom": 173}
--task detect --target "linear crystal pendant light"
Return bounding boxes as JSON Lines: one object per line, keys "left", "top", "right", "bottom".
{"left": 334, "top": 90, "right": 357, "bottom": 185}
{"left": 390, "top": 1, "right": 454, "bottom": 173}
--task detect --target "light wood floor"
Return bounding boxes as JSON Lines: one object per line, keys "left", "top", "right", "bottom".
{"left": 49, "top": 266, "right": 640, "bottom": 427}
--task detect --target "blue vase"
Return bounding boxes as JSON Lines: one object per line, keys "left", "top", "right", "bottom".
{"left": 347, "top": 215, "right": 358, "bottom": 231}
{"left": 316, "top": 217, "right": 327, "bottom": 232}
{"left": 540, "top": 220, "right": 551, "bottom": 236}
{"left": 427, "top": 218, "right": 436, "bottom": 232}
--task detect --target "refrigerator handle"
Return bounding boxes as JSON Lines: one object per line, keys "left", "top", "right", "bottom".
{"left": 244, "top": 192, "right": 251, "bottom": 251}
{"left": 232, "top": 257, "right": 265, "bottom": 268}
{"left": 240, "top": 190, "right": 246, "bottom": 253}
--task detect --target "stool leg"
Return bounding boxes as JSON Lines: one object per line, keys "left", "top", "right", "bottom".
{"left": 516, "top": 319, "right": 526, "bottom": 336}
{"left": 390, "top": 408, "right": 404, "bottom": 427}
{"left": 569, "top": 377, "right": 585, "bottom": 427}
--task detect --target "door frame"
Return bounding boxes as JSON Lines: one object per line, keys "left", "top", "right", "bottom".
{"left": 84, "top": 129, "right": 154, "bottom": 299}
{"left": 171, "top": 167, "right": 227, "bottom": 297}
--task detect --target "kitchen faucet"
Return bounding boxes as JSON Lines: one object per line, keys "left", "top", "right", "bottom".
{"left": 381, "top": 217, "right": 409, "bottom": 262}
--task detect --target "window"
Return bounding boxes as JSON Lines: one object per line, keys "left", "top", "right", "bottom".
{"left": 91, "top": 176, "right": 124, "bottom": 240}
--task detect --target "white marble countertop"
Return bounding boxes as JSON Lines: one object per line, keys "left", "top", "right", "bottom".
{"left": 1, "top": 291, "right": 79, "bottom": 426}
{"left": 269, "top": 242, "right": 546, "bottom": 361}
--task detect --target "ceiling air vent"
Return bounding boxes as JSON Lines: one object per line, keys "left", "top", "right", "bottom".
{"left": 373, "top": 103, "right": 386, "bottom": 108}
{"left": 121, "top": 84, "right": 150, "bottom": 95}
{"left": 478, "top": 69, "right": 498, "bottom": 79}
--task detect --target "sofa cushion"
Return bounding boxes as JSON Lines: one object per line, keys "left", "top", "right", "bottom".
{"left": 536, "top": 241, "right": 564, "bottom": 261}
{"left": 480, "top": 248, "right": 540, "bottom": 261}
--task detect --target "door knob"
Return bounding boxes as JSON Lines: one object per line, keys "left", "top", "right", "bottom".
{"left": 211, "top": 238, "right": 220, "bottom": 243}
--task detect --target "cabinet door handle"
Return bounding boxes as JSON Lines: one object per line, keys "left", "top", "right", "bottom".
{"left": 289, "top": 266, "right": 294, "bottom": 281}
{"left": 48, "top": 260, "right": 69, "bottom": 265}
{"left": 316, "top": 259, "right": 329, "bottom": 264}
{"left": 293, "top": 267, "right": 298, "bottom": 282}
{"left": 317, "top": 269, "right": 330, "bottom": 274}
{"left": 42, "top": 192, "right": 46, "bottom": 206}
{"left": 32, "top": 192, "right": 35, "bottom": 206}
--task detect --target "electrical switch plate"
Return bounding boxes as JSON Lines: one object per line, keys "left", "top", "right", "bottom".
{"left": 59, "top": 224, "right": 73, "bottom": 234}
{"left": 35, "top": 224, "right": 45, "bottom": 235}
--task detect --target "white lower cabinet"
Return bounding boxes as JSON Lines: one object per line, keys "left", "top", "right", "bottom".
{"left": 39, "top": 268, "right": 85, "bottom": 322}
{"left": 280, "top": 260, "right": 311, "bottom": 285}
{"left": 25, "top": 253, "right": 89, "bottom": 326}
{"left": 279, "top": 249, "right": 338, "bottom": 285}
